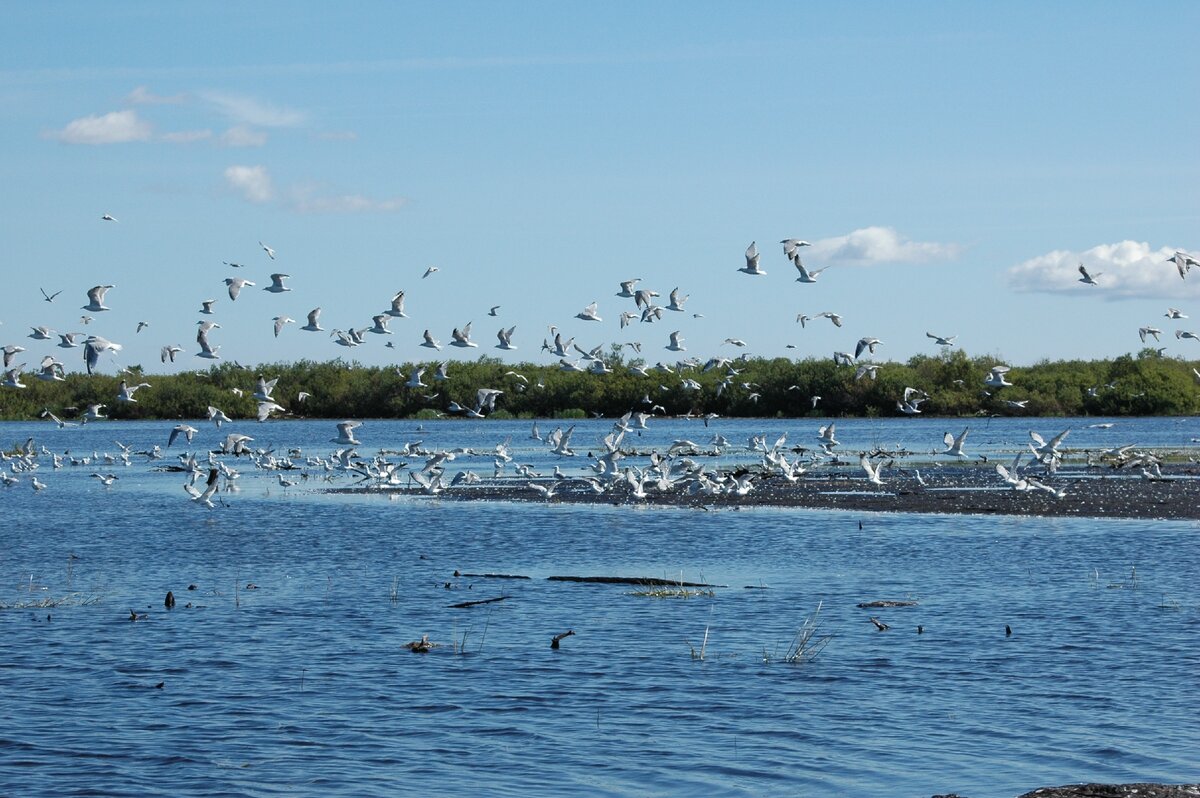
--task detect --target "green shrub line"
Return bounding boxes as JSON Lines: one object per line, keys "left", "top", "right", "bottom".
{"left": 2, "top": 348, "right": 1197, "bottom": 422}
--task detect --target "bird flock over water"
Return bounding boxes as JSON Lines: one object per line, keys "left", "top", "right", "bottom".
{"left": 3, "top": 220, "right": 1200, "bottom": 506}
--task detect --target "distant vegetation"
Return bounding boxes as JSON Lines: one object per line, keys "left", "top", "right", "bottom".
{"left": 2, "top": 348, "right": 1198, "bottom": 422}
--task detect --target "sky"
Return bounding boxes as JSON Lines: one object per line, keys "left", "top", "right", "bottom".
{"left": 3, "top": 2, "right": 1198, "bottom": 378}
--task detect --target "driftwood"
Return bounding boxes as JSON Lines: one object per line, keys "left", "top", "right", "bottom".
{"left": 857, "top": 600, "right": 918, "bottom": 608}
{"left": 1015, "top": 785, "right": 1200, "bottom": 798}
{"left": 551, "top": 630, "right": 575, "bottom": 649}
{"left": 869, "top": 617, "right": 890, "bottom": 631}
{"left": 548, "top": 575, "right": 719, "bottom": 587}
{"left": 448, "top": 596, "right": 509, "bottom": 609}
{"left": 459, "top": 573, "right": 531, "bottom": 580}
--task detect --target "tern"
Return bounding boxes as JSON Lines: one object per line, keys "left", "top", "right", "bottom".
{"left": 386, "top": 291, "right": 408, "bottom": 318}
{"left": 301, "top": 307, "right": 323, "bottom": 332}
{"left": 82, "top": 285, "right": 115, "bottom": 312}
{"left": 739, "top": 242, "right": 766, "bottom": 275}
{"left": 101, "top": 214, "right": 118, "bottom": 222}
{"left": 449, "top": 322, "right": 477, "bottom": 348}
{"left": 1077, "top": 263, "right": 1100, "bottom": 285}
{"left": 264, "top": 273, "right": 291, "bottom": 293}
{"left": 225, "top": 277, "right": 254, "bottom": 300}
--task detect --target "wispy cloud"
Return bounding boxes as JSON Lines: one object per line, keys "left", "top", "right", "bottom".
{"left": 125, "top": 85, "right": 187, "bottom": 105}
{"left": 808, "top": 226, "right": 961, "bottom": 265}
{"left": 199, "top": 91, "right": 306, "bottom": 128}
{"left": 46, "top": 109, "right": 153, "bottom": 144}
{"left": 223, "top": 165, "right": 274, "bottom": 203}
{"left": 224, "top": 165, "right": 405, "bottom": 213}
{"left": 219, "top": 126, "right": 268, "bottom": 147}
{"left": 1007, "top": 241, "right": 1200, "bottom": 300}
{"left": 160, "top": 129, "right": 213, "bottom": 144}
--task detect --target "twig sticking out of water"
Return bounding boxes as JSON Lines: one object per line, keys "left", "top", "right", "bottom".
{"left": 763, "top": 602, "right": 834, "bottom": 665}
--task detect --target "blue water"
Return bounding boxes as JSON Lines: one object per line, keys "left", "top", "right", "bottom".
{"left": 2, "top": 417, "right": 1198, "bottom": 797}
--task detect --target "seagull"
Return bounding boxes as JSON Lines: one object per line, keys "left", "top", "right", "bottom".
{"left": 739, "top": 242, "right": 766, "bottom": 275}
{"left": 256, "top": 400, "right": 286, "bottom": 422}
{"left": 941, "top": 428, "right": 969, "bottom": 458}
{"left": 666, "top": 287, "right": 689, "bottom": 312}
{"left": 28, "top": 326, "right": 55, "bottom": 341}
{"left": 168, "top": 424, "right": 198, "bottom": 447}
{"left": 135, "top": 321, "right": 150, "bottom": 334}
{"left": 3, "top": 367, "right": 27, "bottom": 389}
{"left": 1138, "top": 326, "right": 1162, "bottom": 343}
{"left": 57, "top": 333, "right": 83, "bottom": 349}
{"left": 82, "top": 285, "right": 115, "bottom": 312}
{"left": 666, "top": 331, "right": 686, "bottom": 352}
{"left": 793, "top": 255, "right": 830, "bottom": 283}
{"left": 91, "top": 473, "right": 119, "bottom": 486}
{"left": 83, "top": 336, "right": 122, "bottom": 374}
{"left": 818, "top": 311, "right": 843, "bottom": 327}
{"left": 1077, "top": 263, "right": 1100, "bottom": 285}
{"left": 855, "top": 364, "right": 879, "bottom": 381}
{"left": 817, "top": 423, "right": 838, "bottom": 447}
{"left": 301, "top": 307, "right": 323, "bottom": 332}
{"left": 259, "top": 241, "right": 276, "bottom": 259}
{"left": 207, "top": 406, "right": 232, "bottom": 428}
{"left": 781, "top": 238, "right": 812, "bottom": 258}
{"left": 576, "top": 302, "right": 603, "bottom": 322}
{"left": 183, "top": 468, "right": 220, "bottom": 508}
{"left": 984, "top": 365, "right": 1013, "bottom": 388}
{"left": 225, "top": 277, "right": 254, "bottom": 300}
{"left": 264, "top": 273, "right": 291, "bottom": 293}
{"left": 860, "top": 455, "right": 886, "bottom": 486}
{"left": 420, "top": 329, "right": 442, "bottom": 350}
{"left": 404, "top": 366, "right": 427, "bottom": 389}
{"left": 927, "top": 332, "right": 957, "bottom": 346}
{"left": 222, "top": 261, "right": 245, "bottom": 269}
{"left": 488, "top": 305, "right": 501, "bottom": 316}
{"left": 253, "top": 375, "right": 279, "bottom": 402}
{"left": 723, "top": 338, "right": 748, "bottom": 347}
{"left": 272, "top": 316, "right": 294, "bottom": 337}
{"left": 1165, "top": 308, "right": 1188, "bottom": 319}
{"left": 854, "top": 337, "right": 883, "bottom": 359}
{"left": 422, "top": 266, "right": 438, "bottom": 279}
{"left": 196, "top": 325, "right": 220, "bottom": 360}
{"left": 3, "top": 345, "right": 26, "bottom": 368}
{"left": 200, "top": 299, "right": 217, "bottom": 314}
{"left": 1177, "top": 330, "right": 1199, "bottom": 342}
{"left": 1167, "top": 251, "right": 1200, "bottom": 280}
{"left": 117, "top": 380, "right": 150, "bottom": 403}
{"left": 796, "top": 314, "right": 812, "bottom": 327}
{"left": 40, "top": 288, "right": 62, "bottom": 303}
{"left": 449, "top": 322, "right": 477, "bottom": 348}
{"left": 101, "top": 214, "right": 118, "bottom": 222}
{"left": 616, "top": 279, "right": 641, "bottom": 298}
{"left": 496, "top": 325, "right": 517, "bottom": 350}
{"left": 833, "top": 351, "right": 855, "bottom": 366}
{"left": 367, "top": 315, "right": 392, "bottom": 335}
{"left": 82, "top": 403, "right": 107, "bottom": 423}
{"left": 386, "top": 290, "right": 408, "bottom": 318}
{"left": 331, "top": 420, "right": 363, "bottom": 446}
{"left": 160, "top": 345, "right": 183, "bottom": 363}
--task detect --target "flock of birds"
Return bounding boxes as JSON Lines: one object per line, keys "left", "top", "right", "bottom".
{"left": 3, "top": 221, "right": 1199, "bottom": 507}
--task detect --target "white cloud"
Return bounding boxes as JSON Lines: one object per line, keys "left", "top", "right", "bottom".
{"left": 808, "top": 226, "right": 961, "bottom": 265}
{"left": 219, "top": 126, "right": 268, "bottom": 147}
{"left": 200, "top": 91, "right": 306, "bottom": 127}
{"left": 47, "top": 109, "right": 153, "bottom": 144}
{"left": 223, "top": 165, "right": 274, "bottom": 203}
{"left": 1007, "top": 241, "right": 1200, "bottom": 300}
{"left": 160, "top": 129, "right": 213, "bottom": 144}
{"left": 126, "top": 86, "right": 186, "bottom": 105}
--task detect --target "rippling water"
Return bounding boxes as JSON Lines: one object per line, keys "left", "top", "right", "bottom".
{"left": 2, "top": 417, "right": 1198, "bottom": 797}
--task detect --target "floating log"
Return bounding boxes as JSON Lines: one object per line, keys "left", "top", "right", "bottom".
{"left": 547, "top": 575, "right": 720, "bottom": 587}
{"left": 459, "top": 573, "right": 532, "bottom": 580}
{"left": 856, "top": 600, "right": 918, "bottom": 609}
{"left": 448, "top": 596, "right": 509, "bottom": 609}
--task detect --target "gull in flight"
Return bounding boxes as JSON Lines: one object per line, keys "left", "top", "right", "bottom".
{"left": 1138, "top": 326, "right": 1162, "bottom": 343}
{"left": 1165, "top": 308, "right": 1188, "bottom": 319}
{"left": 57, "top": 333, "right": 83, "bottom": 349}
{"left": 260, "top": 241, "right": 276, "bottom": 259}
{"left": 927, "top": 332, "right": 957, "bottom": 346}
{"left": 404, "top": 366, "right": 427, "bottom": 389}
{"left": 200, "top": 299, "right": 217, "bottom": 314}
{"left": 160, "top": 345, "right": 183, "bottom": 363}
{"left": 796, "top": 314, "right": 811, "bottom": 327}
{"left": 488, "top": 305, "right": 501, "bottom": 316}
{"left": 196, "top": 322, "right": 221, "bottom": 360}
{"left": 818, "top": 311, "right": 843, "bottom": 327}
{"left": 225, "top": 277, "right": 254, "bottom": 300}
{"left": 36, "top": 357, "right": 66, "bottom": 382}
{"left": 781, "top": 239, "right": 811, "bottom": 259}
{"left": 616, "top": 279, "right": 641, "bottom": 298}
{"left": 101, "top": 214, "right": 118, "bottom": 222}
{"left": 860, "top": 455, "right": 886, "bottom": 486}
{"left": 254, "top": 375, "right": 279, "bottom": 402}
{"left": 40, "top": 288, "right": 62, "bottom": 303}
{"left": 386, "top": 291, "right": 408, "bottom": 318}
{"left": 723, "top": 338, "right": 748, "bottom": 347}
{"left": 3, "top": 345, "right": 26, "bottom": 368}
{"left": 793, "top": 255, "right": 830, "bottom": 283}
{"left": 984, "top": 365, "right": 1013, "bottom": 388}
{"left": 207, "top": 406, "right": 232, "bottom": 428}
{"left": 256, "top": 400, "right": 286, "bottom": 422}
{"left": 223, "top": 261, "right": 245, "bottom": 269}
{"left": 183, "top": 468, "right": 220, "bottom": 508}
{"left": 496, "top": 325, "right": 517, "bottom": 350}
{"left": 1177, "top": 330, "right": 1199, "bottom": 342}
{"left": 368, "top": 315, "right": 392, "bottom": 335}
{"left": 666, "top": 331, "right": 686, "bottom": 352}
{"left": 83, "top": 336, "right": 122, "bottom": 374}
{"left": 421, "top": 329, "right": 442, "bottom": 350}
{"left": 576, "top": 302, "right": 603, "bottom": 322}
{"left": 301, "top": 308, "right": 323, "bottom": 332}
{"left": 29, "top": 326, "right": 55, "bottom": 341}
{"left": 422, "top": 266, "right": 439, "bottom": 279}
{"left": 168, "top": 424, "right": 198, "bottom": 447}
{"left": 666, "top": 288, "right": 689, "bottom": 312}
{"left": 1077, "top": 263, "right": 1100, "bottom": 285}
{"left": 3, "top": 367, "right": 27, "bottom": 389}
{"left": 941, "top": 428, "right": 969, "bottom": 458}
{"left": 331, "top": 421, "right": 363, "bottom": 446}
{"left": 739, "top": 242, "right": 766, "bottom": 275}
{"left": 264, "top": 273, "right": 291, "bottom": 293}
{"left": 449, "top": 322, "right": 477, "bottom": 348}
{"left": 82, "top": 285, "right": 115, "bottom": 312}
{"left": 82, "top": 403, "right": 107, "bottom": 423}
{"left": 855, "top": 337, "right": 883, "bottom": 359}
{"left": 1167, "top": 251, "right": 1200, "bottom": 280}
{"left": 273, "top": 316, "right": 294, "bottom": 337}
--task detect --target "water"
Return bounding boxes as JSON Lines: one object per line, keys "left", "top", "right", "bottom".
{"left": 2, "top": 417, "right": 1198, "bottom": 797}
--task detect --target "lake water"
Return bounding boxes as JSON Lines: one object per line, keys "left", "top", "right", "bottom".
{"left": 1, "top": 416, "right": 1198, "bottom": 797}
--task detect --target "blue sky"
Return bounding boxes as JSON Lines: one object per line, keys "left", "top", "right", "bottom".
{"left": 3, "top": 2, "right": 1198, "bottom": 377}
